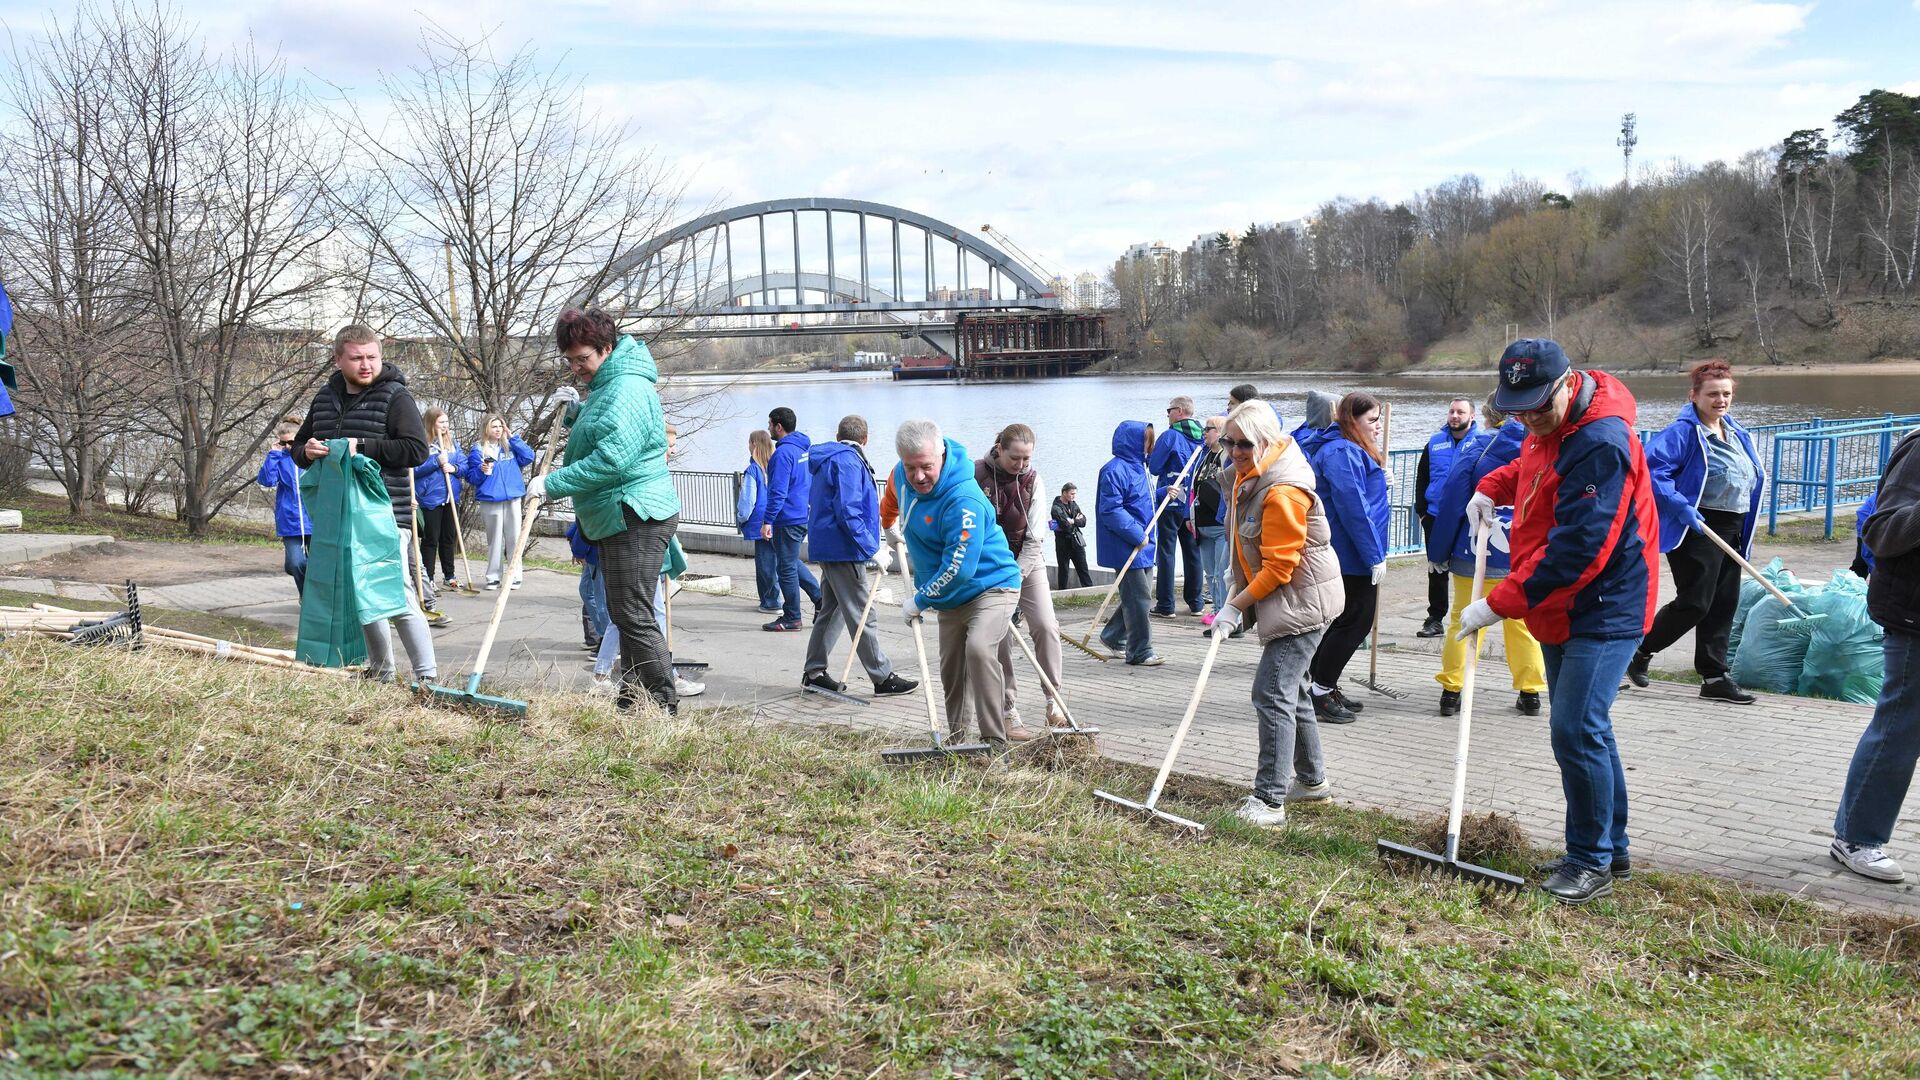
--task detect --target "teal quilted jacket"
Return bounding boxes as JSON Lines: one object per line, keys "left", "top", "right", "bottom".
{"left": 545, "top": 336, "right": 681, "bottom": 540}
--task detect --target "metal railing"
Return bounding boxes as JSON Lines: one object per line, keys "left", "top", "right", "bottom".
{"left": 671, "top": 469, "right": 744, "bottom": 530}
{"left": 1767, "top": 415, "right": 1920, "bottom": 537}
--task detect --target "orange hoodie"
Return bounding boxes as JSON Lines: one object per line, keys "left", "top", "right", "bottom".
{"left": 1230, "top": 442, "right": 1314, "bottom": 602}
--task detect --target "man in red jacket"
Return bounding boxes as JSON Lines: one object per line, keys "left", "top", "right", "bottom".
{"left": 1457, "top": 339, "right": 1661, "bottom": 904}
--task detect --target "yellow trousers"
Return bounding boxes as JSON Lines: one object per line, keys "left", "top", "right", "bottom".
{"left": 1436, "top": 573, "right": 1546, "bottom": 693}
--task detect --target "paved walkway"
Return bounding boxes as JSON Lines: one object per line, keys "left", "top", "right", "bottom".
{"left": 11, "top": 548, "right": 1914, "bottom": 917}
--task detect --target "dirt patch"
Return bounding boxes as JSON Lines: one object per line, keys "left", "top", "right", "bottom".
{"left": 5, "top": 539, "right": 281, "bottom": 586}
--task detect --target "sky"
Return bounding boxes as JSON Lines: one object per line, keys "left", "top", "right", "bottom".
{"left": 5, "top": 0, "right": 1918, "bottom": 278}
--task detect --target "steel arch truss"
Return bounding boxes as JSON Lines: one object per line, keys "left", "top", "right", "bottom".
{"left": 590, "top": 198, "right": 1059, "bottom": 321}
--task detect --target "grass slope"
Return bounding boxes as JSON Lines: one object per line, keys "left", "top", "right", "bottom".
{"left": 11, "top": 492, "right": 278, "bottom": 547}
{"left": 3, "top": 641, "right": 1918, "bottom": 1077}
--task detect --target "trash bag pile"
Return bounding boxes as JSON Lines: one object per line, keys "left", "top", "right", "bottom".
{"left": 1730, "top": 562, "right": 1883, "bottom": 704}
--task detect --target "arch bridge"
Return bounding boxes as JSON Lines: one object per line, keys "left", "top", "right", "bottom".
{"left": 589, "top": 197, "right": 1110, "bottom": 377}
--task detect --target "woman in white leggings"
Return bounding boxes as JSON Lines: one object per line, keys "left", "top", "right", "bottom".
{"left": 463, "top": 414, "right": 536, "bottom": 588}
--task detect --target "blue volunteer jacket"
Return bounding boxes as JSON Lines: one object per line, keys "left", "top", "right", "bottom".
{"left": 412, "top": 443, "right": 463, "bottom": 510}
{"left": 1096, "top": 420, "right": 1158, "bottom": 571}
{"left": 463, "top": 436, "right": 535, "bottom": 502}
{"left": 1146, "top": 418, "right": 1204, "bottom": 522}
{"left": 1426, "top": 420, "right": 1526, "bottom": 578}
{"left": 1310, "top": 433, "right": 1391, "bottom": 575}
{"left": 255, "top": 448, "right": 312, "bottom": 538}
{"left": 1644, "top": 403, "right": 1766, "bottom": 557}
{"left": 736, "top": 459, "right": 769, "bottom": 540}
{"left": 566, "top": 521, "right": 598, "bottom": 567}
{"left": 1420, "top": 422, "right": 1477, "bottom": 515}
{"left": 807, "top": 440, "right": 880, "bottom": 562}
{"left": 764, "top": 431, "right": 812, "bottom": 528}
{"left": 894, "top": 437, "right": 1022, "bottom": 610}
{"left": 1858, "top": 492, "right": 1878, "bottom": 572}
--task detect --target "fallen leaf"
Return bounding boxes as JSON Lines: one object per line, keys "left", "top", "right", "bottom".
{"left": 664, "top": 914, "right": 689, "bottom": 928}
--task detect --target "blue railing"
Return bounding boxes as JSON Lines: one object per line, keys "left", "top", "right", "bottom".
{"left": 1766, "top": 415, "right": 1920, "bottom": 537}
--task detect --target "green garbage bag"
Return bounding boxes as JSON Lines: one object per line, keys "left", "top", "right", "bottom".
{"left": 1731, "top": 570, "right": 1812, "bottom": 695}
{"left": 296, "top": 442, "right": 411, "bottom": 667}
{"left": 1727, "top": 557, "right": 1789, "bottom": 660}
{"left": 1797, "top": 570, "right": 1884, "bottom": 705}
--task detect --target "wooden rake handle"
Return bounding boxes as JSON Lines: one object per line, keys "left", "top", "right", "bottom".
{"left": 469, "top": 417, "right": 566, "bottom": 680}
{"left": 1079, "top": 439, "right": 1205, "bottom": 642}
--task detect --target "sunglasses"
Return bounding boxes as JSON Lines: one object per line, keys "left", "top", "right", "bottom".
{"left": 1222, "top": 437, "right": 1257, "bottom": 451}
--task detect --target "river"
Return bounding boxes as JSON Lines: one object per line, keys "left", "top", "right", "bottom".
{"left": 659, "top": 368, "right": 1916, "bottom": 495}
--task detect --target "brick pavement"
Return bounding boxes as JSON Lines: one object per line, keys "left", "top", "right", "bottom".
{"left": 25, "top": 549, "right": 1914, "bottom": 916}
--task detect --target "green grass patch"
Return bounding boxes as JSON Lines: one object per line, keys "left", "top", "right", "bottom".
{"left": 11, "top": 491, "right": 278, "bottom": 546}
{"left": 2, "top": 640, "right": 1918, "bottom": 1076}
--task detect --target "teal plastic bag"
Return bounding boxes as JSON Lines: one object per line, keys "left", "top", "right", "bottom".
{"left": 1731, "top": 569, "right": 1812, "bottom": 695}
{"left": 296, "top": 442, "right": 411, "bottom": 667}
{"left": 1727, "top": 557, "right": 1788, "bottom": 660}
{"left": 1797, "top": 570, "right": 1884, "bottom": 705}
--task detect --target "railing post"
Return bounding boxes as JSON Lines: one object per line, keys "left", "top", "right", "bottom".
{"left": 1768, "top": 436, "right": 1782, "bottom": 537}
{"left": 1824, "top": 440, "right": 1838, "bottom": 539}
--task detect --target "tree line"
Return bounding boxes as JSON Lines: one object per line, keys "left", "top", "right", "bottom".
{"left": 0, "top": 1, "right": 689, "bottom": 532}
{"left": 1109, "top": 91, "right": 1920, "bottom": 373}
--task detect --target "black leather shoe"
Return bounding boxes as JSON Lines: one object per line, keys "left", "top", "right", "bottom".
{"left": 1699, "top": 676, "right": 1756, "bottom": 704}
{"left": 1312, "top": 690, "right": 1356, "bottom": 725}
{"left": 873, "top": 673, "right": 918, "bottom": 696}
{"left": 802, "top": 671, "right": 846, "bottom": 694}
{"left": 1537, "top": 853, "right": 1632, "bottom": 881}
{"left": 1417, "top": 617, "right": 1445, "bottom": 638}
{"left": 1330, "top": 687, "right": 1365, "bottom": 714}
{"left": 1625, "top": 652, "right": 1651, "bottom": 688}
{"left": 1541, "top": 862, "right": 1615, "bottom": 904}
{"left": 1439, "top": 690, "right": 1461, "bottom": 716}
{"left": 1516, "top": 690, "right": 1541, "bottom": 716}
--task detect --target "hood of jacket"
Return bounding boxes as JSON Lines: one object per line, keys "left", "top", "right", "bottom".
{"left": 591, "top": 335, "right": 658, "bottom": 392}
{"left": 809, "top": 438, "right": 867, "bottom": 475}
{"left": 777, "top": 430, "right": 812, "bottom": 455}
{"left": 1110, "top": 420, "right": 1150, "bottom": 465}
{"left": 924, "top": 436, "right": 972, "bottom": 500}
{"left": 1170, "top": 417, "right": 1204, "bottom": 442}
{"left": 1556, "top": 368, "right": 1636, "bottom": 440}
{"left": 1302, "top": 390, "right": 1337, "bottom": 430}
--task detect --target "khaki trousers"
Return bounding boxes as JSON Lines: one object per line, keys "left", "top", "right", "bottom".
{"left": 935, "top": 588, "right": 1019, "bottom": 741}
{"left": 997, "top": 559, "right": 1064, "bottom": 718}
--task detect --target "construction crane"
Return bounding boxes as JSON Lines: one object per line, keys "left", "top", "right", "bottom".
{"left": 980, "top": 224, "right": 1064, "bottom": 293}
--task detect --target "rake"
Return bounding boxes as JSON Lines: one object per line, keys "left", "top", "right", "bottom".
{"left": 421, "top": 419, "right": 563, "bottom": 719}
{"left": 445, "top": 453, "right": 482, "bottom": 594}
{"left": 1355, "top": 401, "right": 1403, "bottom": 699}
{"left": 804, "top": 556, "right": 887, "bottom": 708}
{"left": 1692, "top": 516, "right": 1826, "bottom": 631}
{"left": 1376, "top": 525, "right": 1526, "bottom": 890}
{"left": 406, "top": 470, "right": 449, "bottom": 624}
{"left": 880, "top": 538, "right": 991, "bottom": 763}
{"left": 1007, "top": 619, "right": 1097, "bottom": 737}
{"left": 67, "top": 581, "right": 143, "bottom": 648}
{"left": 1091, "top": 613, "right": 1226, "bottom": 834}
{"left": 1064, "top": 441, "right": 1204, "bottom": 661}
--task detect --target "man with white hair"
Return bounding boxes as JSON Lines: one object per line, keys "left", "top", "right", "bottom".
{"left": 889, "top": 419, "right": 1025, "bottom": 747}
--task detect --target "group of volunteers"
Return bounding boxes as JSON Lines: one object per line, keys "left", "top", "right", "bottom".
{"left": 258, "top": 317, "right": 1920, "bottom": 906}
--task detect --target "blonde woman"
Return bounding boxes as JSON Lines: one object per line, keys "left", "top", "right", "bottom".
{"left": 737, "top": 429, "right": 780, "bottom": 612}
{"left": 462, "top": 414, "right": 535, "bottom": 588}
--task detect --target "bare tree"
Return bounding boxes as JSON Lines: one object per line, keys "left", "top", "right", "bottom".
{"left": 0, "top": 8, "right": 151, "bottom": 514}
{"left": 330, "top": 29, "right": 689, "bottom": 435}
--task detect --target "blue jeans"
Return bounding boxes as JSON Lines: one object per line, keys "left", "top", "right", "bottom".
{"left": 773, "top": 524, "right": 821, "bottom": 623}
{"left": 1154, "top": 513, "right": 1201, "bottom": 613}
{"left": 1835, "top": 628, "right": 1920, "bottom": 848}
{"left": 1196, "top": 524, "right": 1228, "bottom": 611}
{"left": 1541, "top": 636, "right": 1638, "bottom": 870}
{"left": 579, "top": 563, "right": 610, "bottom": 642}
{"left": 753, "top": 538, "right": 780, "bottom": 609}
{"left": 282, "top": 536, "right": 309, "bottom": 596}
{"left": 1099, "top": 567, "right": 1154, "bottom": 664}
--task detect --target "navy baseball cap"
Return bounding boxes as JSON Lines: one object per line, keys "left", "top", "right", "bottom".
{"left": 1493, "top": 338, "right": 1571, "bottom": 413}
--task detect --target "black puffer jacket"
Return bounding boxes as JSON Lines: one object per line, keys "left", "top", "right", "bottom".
{"left": 293, "top": 365, "right": 429, "bottom": 529}
{"left": 1866, "top": 430, "right": 1920, "bottom": 634}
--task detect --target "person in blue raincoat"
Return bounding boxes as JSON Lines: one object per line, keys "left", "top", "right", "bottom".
{"left": 1304, "top": 392, "right": 1390, "bottom": 724}
{"left": 256, "top": 416, "right": 313, "bottom": 594}
{"left": 1633, "top": 359, "right": 1767, "bottom": 704}
{"left": 463, "top": 415, "right": 535, "bottom": 589}
{"left": 413, "top": 407, "right": 464, "bottom": 591}
{"left": 1096, "top": 420, "right": 1161, "bottom": 665}
{"left": 737, "top": 429, "right": 779, "bottom": 612}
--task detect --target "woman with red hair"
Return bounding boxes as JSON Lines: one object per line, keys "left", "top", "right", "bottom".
{"left": 1303, "top": 391, "right": 1391, "bottom": 723}
{"left": 1635, "top": 359, "right": 1767, "bottom": 703}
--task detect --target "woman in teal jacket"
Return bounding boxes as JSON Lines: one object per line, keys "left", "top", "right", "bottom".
{"left": 536, "top": 308, "right": 683, "bottom": 715}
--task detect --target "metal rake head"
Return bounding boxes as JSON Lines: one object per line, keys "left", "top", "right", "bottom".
{"left": 68, "top": 581, "right": 143, "bottom": 648}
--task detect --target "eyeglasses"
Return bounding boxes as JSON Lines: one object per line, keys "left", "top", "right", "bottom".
{"left": 1222, "top": 437, "right": 1257, "bottom": 451}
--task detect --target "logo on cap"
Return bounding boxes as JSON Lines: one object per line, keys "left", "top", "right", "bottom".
{"left": 1506, "top": 363, "right": 1528, "bottom": 385}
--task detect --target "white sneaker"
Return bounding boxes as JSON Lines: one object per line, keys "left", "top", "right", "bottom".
{"left": 1234, "top": 795, "right": 1287, "bottom": 828}
{"left": 588, "top": 675, "right": 614, "bottom": 696}
{"left": 510, "top": 578, "right": 524, "bottom": 590}
{"left": 485, "top": 579, "right": 500, "bottom": 591}
{"left": 1831, "top": 838, "right": 1905, "bottom": 882}
{"left": 1287, "top": 778, "right": 1334, "bottom": 803}
{"left": 675, "top": 675, "right": 706, "bottom": 698}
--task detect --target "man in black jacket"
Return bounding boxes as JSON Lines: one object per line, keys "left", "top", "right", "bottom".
{"left": 1051, "top": 483, "right": 1092, "bottom": 589}
{"left": 1830, "top": 428, "right": 1920, "bottom": 884}
{"left": 293, "top": 325, "right": 438, "bottom": 683}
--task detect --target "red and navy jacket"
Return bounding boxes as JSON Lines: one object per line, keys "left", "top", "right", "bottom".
{"left": 1477, "top": 370, "right": 1660, "bottom": 645}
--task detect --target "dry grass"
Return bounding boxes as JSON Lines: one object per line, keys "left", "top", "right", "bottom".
{"left": 4, "top": 639, "right": 1920, "bottom": 1078}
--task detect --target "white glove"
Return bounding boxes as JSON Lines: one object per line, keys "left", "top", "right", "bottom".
{"left": 1213, "top": 604, "right": 1244, "bottom": 634}
{"left": 1466, "top": 492, "right": 1497, "bottom": 535}
{"left": 1427, "top": 561, "right": 1449, "bottom": 575}
{"left": 1369, "top": 562, "right": 1387, "bottom": 586}
{"left": 902, "top": 594, "right": 923, "bottom": 624}
{"left": 525, "top": 475, "right": 547, "bottom": 502}
{"left": 1455, "top": 598, "right": 1499, "bottom": 641}
{"left": 884, "top": 525, "right": 905, "bottom": 550}
{"left": 874, "top": 544, "right": 894, "bottom": 574}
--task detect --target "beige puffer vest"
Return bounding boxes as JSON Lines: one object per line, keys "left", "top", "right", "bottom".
{"left": 1229, "top": 438, "right": 1345, "bottom": 642}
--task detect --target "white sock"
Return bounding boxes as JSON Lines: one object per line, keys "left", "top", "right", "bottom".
{"left": 1310, "top": 682, "right": 1333, "bottom": 696}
